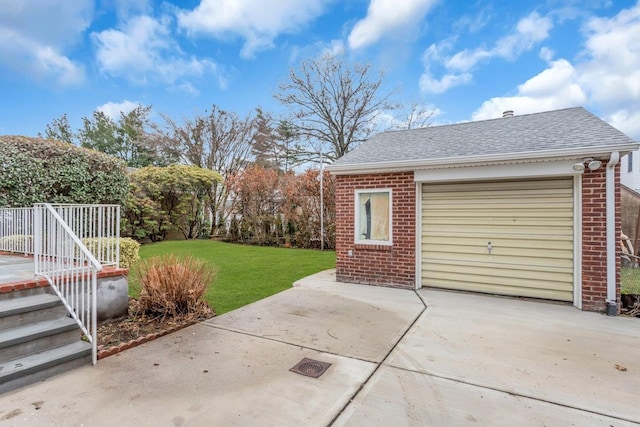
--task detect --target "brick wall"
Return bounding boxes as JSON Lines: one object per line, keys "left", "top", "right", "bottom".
{"left": 335, "top": 172, "right": 415, "bottom": 289}
{"left": 335, "top": 166, "right": 620, "bottom": 311}
{"left": 581, "top": 163, "right": 621, "bottom": 311}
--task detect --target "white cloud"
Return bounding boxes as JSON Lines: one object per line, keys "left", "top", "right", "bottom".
{"left": 112, "top": 0, "right": 151, "bottom": 19}
{"left": 419, "top": 72, "right": 472, "bottom": 94}
{"left": 92, "top": 15, "right": 220, "bottom": 90}
{"left": 177, "top": 0, "right": 330, "bottom": 59}
{"left": 419, "top": 40, "right": 472, "bottom": 93}
{"left": 606, "top": 110, "right": 640, "bottom": 140}
{"left": 348, "top": 0, "right": 438, "bottom": 50}
{"left": 288, "top": 39, "right": 345, "bottom": 65}
{"left": 471, "top": 3, "right": 640, "bottom": 139}
{"left": 454, "top": 10, "right": 491, "bottom": 34}
{"left": 472, "top": 59, "right": 587, "bottom": 120}
{"left": 321, "top": 40, "right": 346, "bottom": 58}
{"left": 539, "top": 46, "right": 554, "bottom": 62}
{"left": 420, "top": 11, "right": 553, "bottom": 94}
{"left": 577, "top": 4, "right": 640, "bottom": 111}
{"left": 0, "top": 0, "right": 91, "bottom": 86}
{"left": 96, "top": 100, "right": 140, "bottom": 120}
{"left": 446, "top": 12, "right": 552, "bottom": 72}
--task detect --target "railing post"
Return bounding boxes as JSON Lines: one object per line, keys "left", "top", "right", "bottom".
{"left": 91, "top": 271, "right": 98, "bottom": 365}
{"left": 115, "top": 205, "right": 121, "bottom": 268}
{"left": 34, "top": 205, "right": 42, "bottom": 275}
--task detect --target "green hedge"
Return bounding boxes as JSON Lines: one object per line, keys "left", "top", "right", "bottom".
{"left": 0, "top": 136, "right": 128, "bottom": 207}
{"left": 82, "top": 237, "right": 141, "bottom": 269}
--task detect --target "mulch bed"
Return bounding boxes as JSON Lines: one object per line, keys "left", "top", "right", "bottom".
{"left": 621, "top": 294, "right": 640, "bottom": 317}
{"left": 96, "top": 298, "right": 214, "bottom": 359}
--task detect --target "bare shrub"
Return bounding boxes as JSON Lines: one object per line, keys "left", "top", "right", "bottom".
{"left": 136, "top": 255, "right": 217, "bottom": 321}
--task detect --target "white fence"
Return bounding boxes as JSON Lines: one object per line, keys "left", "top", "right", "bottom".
{"left": 1, "top": 203, "right": 121, "bottom": 365}
{"left": 47, "top": 204, "right": 121, "bottom": 268}
{"left": 0, "top": 207, "right": 33, "bottom": 254}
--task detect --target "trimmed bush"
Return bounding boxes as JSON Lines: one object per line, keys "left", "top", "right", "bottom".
{"left": 135, "top": 255, "right": 217, "bottom": 320}
{"left": 119, "top": 238, "right": 141, "bottom": 268}
{"left": 124, "top": 165, "right": 222, "bottom": 241}
{"left": 82, "top": 237, "right": 141, "bottom": 269}
{"left": 0, "top": 135, "right": 128, "bottom": 207}
{"left": 0, "top": 234, "right": 33, "bottom": 254}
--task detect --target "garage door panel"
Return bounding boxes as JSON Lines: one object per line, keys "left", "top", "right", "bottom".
{"left": 424, "top": 269, "right": 572, "bottom": 292}
{"left": 421, "top": 178, "right": 574, "bottom": 302}
{"left": 422, "top": 250, "right": 573, "bottom": 269}
{"left": 423, "top": 201, "right": 573, "bottom": 211}
{"left": 422, "top": 179, "right": 572, "bottom": 193}
{"left": 421, "top": 278, "right": 573, "bottom": 302}
{"left": 423, "top": 224, "right": 572, "bottom": 236}
{"left": 423, "top": 208, "right": 572, "bottom": 218}
{"left": 422, "top": 235, "right": 574, "bottom": 250}
{"left": 423, "top": 217, "right": 573, "bottom": 228}
{"left": 423, "top": 246, "right": 573, "bottom": 263}
{"left": 424, "top": 261, "right": 573, "bottom": 283}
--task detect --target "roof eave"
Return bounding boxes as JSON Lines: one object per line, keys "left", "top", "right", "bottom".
{"left": 327, "top": 143, "right": 640, "bottom": 175}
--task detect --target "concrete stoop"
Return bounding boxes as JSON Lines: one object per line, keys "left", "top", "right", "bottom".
{"left": 0, "top": 287, "right": 91, "bottom": 394}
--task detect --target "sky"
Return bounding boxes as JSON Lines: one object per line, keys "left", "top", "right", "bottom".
{"left": 0, "top": 0, "right": 639, "bottom": 142}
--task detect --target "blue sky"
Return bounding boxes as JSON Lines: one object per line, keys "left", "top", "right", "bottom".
{"left": 1, "top": 0, "right": 639, "bottom": 141}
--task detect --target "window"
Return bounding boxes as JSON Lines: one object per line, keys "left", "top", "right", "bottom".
{"left": 355, "top": 189, "right": 392, "bottom": 245}
{"left": 629, "top": 152, "right": 634, "bottom": 173}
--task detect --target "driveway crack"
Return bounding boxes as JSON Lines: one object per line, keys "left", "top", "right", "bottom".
{"left": 327, "top": 290, "right": 428, "bottom": 426}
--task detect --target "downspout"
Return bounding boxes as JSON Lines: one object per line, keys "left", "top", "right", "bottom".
{"left": 606, "top": 151, "right": 619, "bottom": 315}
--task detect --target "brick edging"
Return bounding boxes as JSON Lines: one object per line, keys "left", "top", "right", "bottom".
{"left": 97, "top": 320, "right": 199, "bottom": 360}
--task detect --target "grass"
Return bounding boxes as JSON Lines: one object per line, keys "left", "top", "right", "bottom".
{"left": 130, "top": 240, "right": 336, "bottom": 315}
{"left": 621, "top": 267, "right": 640, "bottom": 295}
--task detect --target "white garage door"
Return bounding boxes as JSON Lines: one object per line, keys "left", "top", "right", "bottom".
{"left": 421, "top": 179, "right": 574, "bottom": 302}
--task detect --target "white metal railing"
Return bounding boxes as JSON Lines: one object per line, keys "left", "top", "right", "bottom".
{"left": 0, "top": 207, "right": 34, "bottom": 255}
{"left": 33, "top": 203, "right": 121, "bottom": 365}
{"left": 48, "top": 204, "right": 121, "bottom": 268}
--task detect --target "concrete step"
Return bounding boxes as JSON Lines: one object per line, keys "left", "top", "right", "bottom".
{"left": 0, "top": 317, "right": 81, "bottom": 364}
{"left": 0, "top": 285, "right": 50, "bottom": 300}
{"left": 0, "top": 293, "right": 66, "bottom": 329}
{"left": 0, "top": 341, "right": 92, "bottom": 394}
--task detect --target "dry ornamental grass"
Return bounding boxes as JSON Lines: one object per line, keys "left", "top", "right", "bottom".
{"left": 136, "top": 254, "right": 217, "bottom": 321}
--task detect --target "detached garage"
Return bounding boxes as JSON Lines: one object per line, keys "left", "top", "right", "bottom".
{"left": 328, "top": 107, "right": 639, "bottom": 312}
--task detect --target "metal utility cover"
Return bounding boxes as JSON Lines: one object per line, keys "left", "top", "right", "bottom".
{"left": 290, "top": 358, "right": 332, "bottom": 378}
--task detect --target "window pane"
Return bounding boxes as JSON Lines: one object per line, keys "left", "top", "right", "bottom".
{"left": 359, "top": 192, "right": 389, "bottom": 241}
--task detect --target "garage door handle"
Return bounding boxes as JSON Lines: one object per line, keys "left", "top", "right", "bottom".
{"left": 487, "top": 242, "right": 492, "bottom": 254}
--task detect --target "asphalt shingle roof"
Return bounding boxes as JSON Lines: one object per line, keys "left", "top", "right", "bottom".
{"left": 332, "top": 107, "right": 637, "bottom": 168}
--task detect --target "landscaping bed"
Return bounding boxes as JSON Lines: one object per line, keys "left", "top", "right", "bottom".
{"left": 97, "top": 298, "right": 214, "bottom": 359}
{"left": 96, "top": 241, "right": 335, "bottom": 357}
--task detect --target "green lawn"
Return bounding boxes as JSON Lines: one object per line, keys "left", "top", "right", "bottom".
{"left": 621, "top": 267, "right": 640, "bottom": 295}
{"left": 130, "top": 240, "right": 336, "bottom": 315}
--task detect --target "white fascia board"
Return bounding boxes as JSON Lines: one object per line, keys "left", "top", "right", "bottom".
{"left": 414, "top": 160, "right": 582, "bottom": 182}
{"left": 327, "top": 143, "right": 640, "bottom": 175}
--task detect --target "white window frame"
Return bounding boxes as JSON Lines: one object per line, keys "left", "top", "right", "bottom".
{"left": 354, "top": 188, "right": 393, "bottom": 246}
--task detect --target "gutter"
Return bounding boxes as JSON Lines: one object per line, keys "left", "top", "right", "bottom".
{"left": 606, "top": 151, "right": 619, "bottom": 315}
{"left": 327, "top": 143, "right": 640, "bottom": 175}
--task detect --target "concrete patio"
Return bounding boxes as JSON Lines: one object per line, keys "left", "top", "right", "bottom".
{"left": 0, "top": 255, "right": 35, "bottom": 285}
{"left": 0, "top": 270, "right": 639, "bottom": 426}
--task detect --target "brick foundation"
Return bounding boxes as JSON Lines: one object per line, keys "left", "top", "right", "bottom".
{"left": 335, "top": 172, "right": 416, "bottom": 289}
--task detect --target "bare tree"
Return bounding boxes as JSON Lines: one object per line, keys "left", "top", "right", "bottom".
{"left": 275, "top": 53, "right": 396, "bottom": 162}
{"left": 392, "top": 103, "right": 436, "bottom": 130}
{"left": 155, "top": 105, "right": 256, "bottom": 235}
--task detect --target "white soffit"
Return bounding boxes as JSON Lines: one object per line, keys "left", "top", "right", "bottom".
{"left": 414, "top": 160, "right": 582, "bottom": 182}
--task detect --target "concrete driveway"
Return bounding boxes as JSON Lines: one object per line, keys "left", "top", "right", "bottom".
{"left": 1, "top": 270, "right": 639, "bottom": 426}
